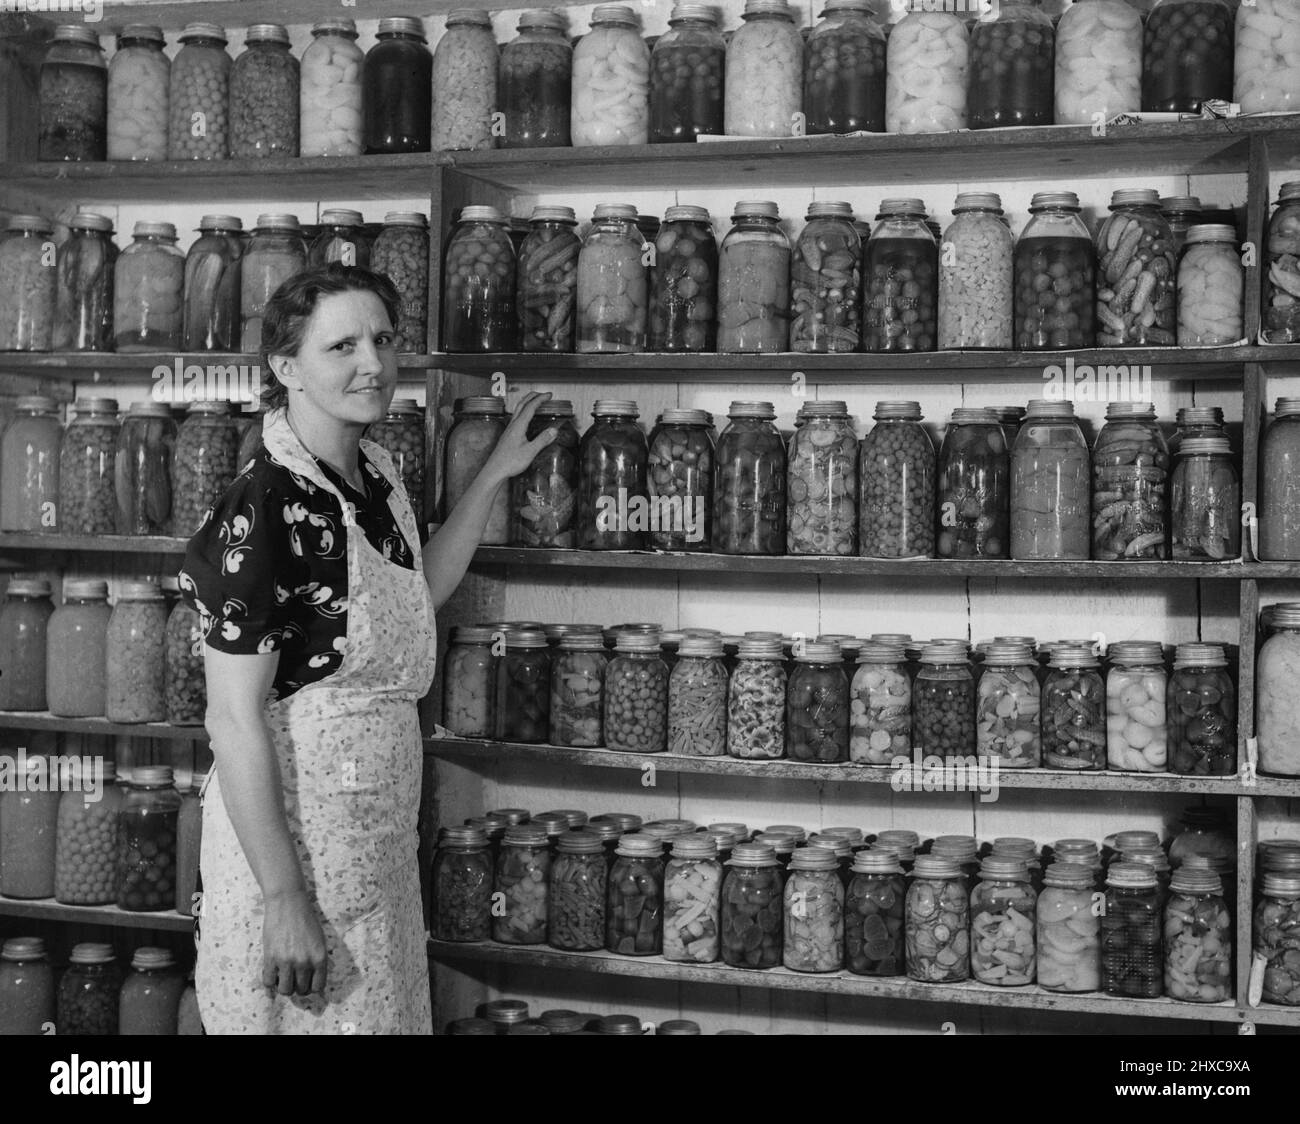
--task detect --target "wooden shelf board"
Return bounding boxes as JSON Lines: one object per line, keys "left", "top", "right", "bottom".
{"left": 0, "top": 896, "right": 194, "bottom": 932}
{"left": 0, "top": 352, "right": 435, "bottom": 372}
{"left": 425, "top": 737, "right": 1300, "bottom": 797}
{"left": 0, "top": 711, "right": 208, "bottom": 741}
{"left": 0, "top": 533, "right": 189, "bottom": 555}
{"left": 426, "top": 940, "right": 1300, "bottom": 1027}
{"left": 90, "top": 0, "right": 532, "bottom": 34}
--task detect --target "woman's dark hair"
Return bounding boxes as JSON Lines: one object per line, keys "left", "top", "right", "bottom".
{"left": 259, "top": 264, "right": 402, "bottom": 412}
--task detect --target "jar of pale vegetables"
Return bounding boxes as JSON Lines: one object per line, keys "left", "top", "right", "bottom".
{"left": 1036, "top": 861, "right": 1100, "bottom": 992}
{"left": 725, "top": 0, "right": 802, "bottom": 138}
{"left": 299, "top": 19, "right": 363, "bottom": 157}
{"left": 938, "top": 192, "right": 1012, "bottom": 350}
{"left": 1055, "top": 0, "right": 1140, "bottom": 124}
{"left": 1105, "top": 641, "right": 1168, "bottom": 773}
{"left": 1235, "top": 0, "right": 1300, "bottom": 115}
{"left": 970, "top": 856, "right": 1036, "bottom": 986}
{"left": 1177, "top": 225, "right": 1243, "bottom": 346}
{"left": 107, "top": 25, "right": 168, "bottom": 161}
{"left": 572, "top": 5, "right": 649, "bottom": 146}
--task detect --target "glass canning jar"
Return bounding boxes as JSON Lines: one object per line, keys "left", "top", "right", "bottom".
{"left": 107, "top": 24, "right": 168, "bottom": 161}
{"left": 1095, "top": 188, "right": 1177, "bottom": 347}
{"left": 1011, "top": 399, "right": 1090, "bottom": 560}
{"left": 1163, "top": 867, "right": 1231, "bottom": 1003}
{"left": 105, "top": 581, "right": 168, "bottom": 724}
{"left": 717, "top": 200, "right": 791, "bottom": 353}
{"left": 607, "top": 834, "right": 664, "bottom": 956}
{"left": 646, "top": 407, "right": 714, "bottom": 552}
{"left": 1170, "top": 437, "right": 1239, "bottom": 561}
{"left": 577, "top": 399, "right": 649, "bottom": 550}
{"left": 970, "top": 856, "right": 1036, "bottom": 986}
{"left": 804, "top": 0, "right": 885, "bottom": 135}
{"left": 938, "top": 192, "right": 1013, "bottom": 350}
{"left": 1168, "top": 805, "right": 1233, "bottom": 871}
{"left": 181, "top": 214, "right": 243, "bottom": 352}
{"left": 365, "top": 398, "right": 425, "bottom": 519}
{"left": 666, "top": 635, "right": 729, "bottom": 757}
{"left": 114, "top": 401, "right": 175, "bottom": 535}
{"left": 783, "top": 847, "right": 844, "bottom": 973}
{"left": 113, "top": 221, "right": 185, "bottom": 352}
{"left": 1105, "top": 641, "right": 1168, "bottom": 773}
{"left": 858, "top": 400, "right": 935, "bottom": 559}
{"left": 119, "top": 947, "right": 183, "bottom": 1034}
{"left": 116, "top": 766, "right": 180, "bottom": 911}
{"left": 1235, "top": 0, "right": 1300, "bottom": 114}
{"left": 906, "top": 855, "right": 969, "bottom": 983}
{"left": 230, "top": 23, "right": 298, "bottom": 158}
{"left": 509, "top": 397, "right": 578, "bottom": 547}
{"left": 371, "top": 211, "right": 428, "bottom": 353}
{"left": 886, "top": 9, "right": 968, "bottom": 133}
{"left": 1162, "top": 196, "right": 1204, "bottom": 258}
{"left": 849, "top": 640, "right": 910, "bottom": 765}
{"left": 0, "top": 751, "right": 58, "bottom": 896}
{"left": 431, "top": 9, "right": 497, "bottom": 152}
{"left": 165, "top": 597, "right": 206, "bottom": 726}
{"left": 57, "top": 943, "right": 122, "bottom": 1035}
{"left": 790, "top": 201, "right": 861, "bottom": 354}
{"left": 649, "top": 205, "right": 717, "bottom": 353}
{"left": 1177, "top": 224, "right": 1244, "bottom": 346}
{"left": 863, "top": 198, "right": 937, "bottom": 353}
{"left": 47, "top": 579, "right": 110, "bottom": 717}
{"left": 499, "top": 11, "right": 571, "bottom": 148}
{"left": 912, "top": 640, "right": 974, "bottom": 762}
{"left": 1042, "top": 645, "right": 1106, "bottom": 770}
{"left": 1255, "top": 873, "right": 1300, "bottom": 1005}
{"left": 362, "top": 17, "right": 431, "bottom": 154}
{"left": 663, "top": 835, "right": 722, "bottom": 962}
{"left": 967, "top": 1, "right": 1054, "bottom": 130}
{"left": 442, "top": 625, "right": 496, "bottom": 737}
{"left": 937, "top": 406, "right": 1009, "bottom": 560}
{"left": 38, "top": 24, "right": 105, "bottom": 161}
{"left": 650, "top": 4, "right": 724, "bottom": 143}
{"left": 309, "top": 209, "right": 368, "bottom": 269}
{"left": 54, "top": 210, "right": 117, "bottom": 352}
{"left": 494, "top": 628, "right": 551, "bottom": 743}
{"left": 721, "top": 842, "right": 784, "bottom": 968}
{"left": 240, "top": 213, "right": 307, "bottom": 353}
{"left": 0, "top": 938, "right": 54, "bottom": 1035}
{"left": 976, "top": 641, "right": 1041, "bottom": 767}
{"left": 1055, "top": 0, "right": 1141, "bottom": 124}
{"left": 548, "top": 831, "right": 606, "bottom": 951}
{"left": 572, "top": 4, "right": 649, "bottom": 146}
{"left": 714, "top": 400, "right": 785, "bottom": 555}
{"left": 785, "top": 640, "right": 849, "bottom": 763}
{"left": 171, "top": 400, "right": 240, "bottom": 537}
{"left": 1015, "top": 191, "right": 1096, "bottom": 350}
{"left": 1102, "top": 862, "right": 1163, "bottom": 998}
{"left": 787, "top": 401, "right": 856, "bottom": 555}
{"left": 516, "top": 205, "right": 579, "bottom": 353}
{"left": 576, "top": 203, "right": 645, "bottom": 353}
{"left": 604, "top": 632, "right": 669, "bottom": 753}
{"left": 550, "top": 632, "right": 609, "bottom": 747}
{"left": 728, "top": 637, "right": 787, "bottom": 759}
{"left": 443, "top": 205, "right": 517, "bottom": 353}
{"left": 1, "top": 396, "right": 60, "bottom": 533}
{"left": 300, "top": 18, "right": 363, "bottom": 157}
{"left": 1143, "top": 0, "right": 1234, "bottom": 113}
{"left": 1167, "top": 643, "right": 1235, "bottom": 776}
{"left": 173, "top": 771, "right": 203, "bottom": 914}
{"left": 725, "top": 0, "right": 802, "bottom": 138}
{"left": 1036, "top": 861, "right": 1101, "bottom": 992}
{"left": 1258, "top": 604, "right": 1300, "bottom": 775}
{"left": 0, "top": 215, "right": 56, "bottom": 352}
{"left": 1092, "top": 402, "right": 1170, "bottom": 561}
{"left": 1264, "top": 182, "right": 1300, "bottom": 345}
{"left": 1169, "top": 404, "right": 1226, "bottom": 458}
{"left": 445, "top": 396, "right": 508, "bottom": 541}
{"left": 433, "top": 826, "right": 494, "bottom": 942}
{"left": 845, "top": 849, "right": 905, "bottom": 975}
{"left": 167, "top": 24, "right": 230, "bottom": 160}
{"left": 0, "top": 23, "right": 41, "bottom": 164}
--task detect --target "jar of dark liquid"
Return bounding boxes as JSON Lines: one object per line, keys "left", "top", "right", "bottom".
{"left": 362, "top": 16, "right": 432, "bottom": 154}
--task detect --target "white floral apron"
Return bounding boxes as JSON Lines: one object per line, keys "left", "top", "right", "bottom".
{"left": 196, "top": 410, "right": 436, "bottom": 1035}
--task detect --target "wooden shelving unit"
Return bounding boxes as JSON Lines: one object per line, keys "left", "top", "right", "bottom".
{"left": 0, "top": 712, "right": 207, "bottom": 741}
{"left": 0, "top": 896, "right": 194, "bottom": 933}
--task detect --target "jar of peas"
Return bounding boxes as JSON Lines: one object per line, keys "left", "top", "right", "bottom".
{"left": 604, "top": 631, "right": 669, "bottom": 753}
{"left": 858, "top": 401, "right": 935, "bottom": 559}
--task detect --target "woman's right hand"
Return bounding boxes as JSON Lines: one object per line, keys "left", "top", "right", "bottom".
{"left": 262, "top": 889, "right": 329, "bottom": 997}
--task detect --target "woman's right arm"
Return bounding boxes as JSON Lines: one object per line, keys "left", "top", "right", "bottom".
{"left": 203, "top": 647, "right": 328, "bottom": 998}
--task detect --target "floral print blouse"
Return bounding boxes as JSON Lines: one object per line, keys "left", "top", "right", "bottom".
{"left": 179, "top": 443, "right": 428, "bottom": 701}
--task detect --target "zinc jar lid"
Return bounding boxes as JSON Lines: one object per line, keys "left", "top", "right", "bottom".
{"left": 126, "top": 401, "right": 173, "bottom": 417}
{"left": 179, "top": 22, "right": 228, "bottom": 43}
{"left": 677, "top": 635, "right": 724, "bottom": 658}
{"left": 873, "top": 400, "right": 921, "bottom": 420}
{"left": 764, "top": 824, "right": 806, "bottom": 842}
{"left": 806, "top": 201, "right": 853, "bottom": 219}
{"left": 132, "top": 765, "right": 174, "bottom": 787}
{"left": 877, "top": 828, "right": 920, "bottom": 848}
{"left": 670, "top": 835, "right": 717, "bottom": 859}
{"left": 131, "top": 220, "right": 177, "bottom": 239}
{"left": 743, "top": 0, "right": 793, "bottom": 14}
{"left": 821, "top": 826, "right": 864, "bottom": 845}
{"left": 932, "top": 833, "right": 977, "bottom": 855}
{"left": 1161, "top": 196, "right": 1202, "bottom": 212}
{"left": 451, "top": 624, "right": 496, "bottom": 643}
{"left": 73, "top": 395, "right": 118, "bottom": 414}
{"left": 591, "top": 811, "right": 642, "bottom": 831}
{"left": 657, "top": 1019, "right": 702, "bottom": 1035}
{"left": 1123, "top": 846, "right": 1170, "bottom": 874}
{"left": 1108, "top": 640, "right": 1164, "bottom": 665}
{"left": 817, "top": 633, "right": 859, "bottom": 652}
{"left": 1173, "top": 642, "right": 1227, "bottom": 668}
{"left": 1110, "top": 188, "right": 1161, "bottom": 208}
{"left": 728, "top": 400, "right": 776, "bottom": 420}
{"left": 536, "top": 399, "right": 575, "bottom": 417}
{"left": 1263, "top": 874, "right": 1300, "bottom": 897}
{"left": 949, "top": 407, "right": 998, "bottom": 425}
{"left": 1107, "top": 862, "right": 1157, "bottom": 890}
{"left": 70, "top": 211, "right": 113, "bottom": 233}
{"left": 877, "top": 198, "right": 927, "bottom": 218}
{"left": 321, "top": 208, "right": 364, "bottom": 227}
{"left": 708, "top": 822, "right": 750, "bottom": 839}
{"left": 1055, "top": 838, "right": 1099, "bottom": 858}
{"left": 7, "top": 214, "right": 52, "bottom": 234}
{"left": 385, "top": 398, "right": 422, "bottom": 415}
{"left": 1178, "top": 437, "right": 1232, "bottom": 457}
{"left": 794, "top": 641, "right": 841, "bottom": 664}
{"left": 669, "top": 3, "right": 717, "bottom": 23}
{"left": 479, "top": 999, "right": 529, "bottom": 1023}
{"left": 953, "top": 191, "right": 1003, "bottom": 213}
{"left": 920, "top": 640, "right": 969, "bottom": 664}
{"left": 732, "top": 200, "right": 780, "bottom": 220}
{"left": 614, "top": 632, "right": 661, "bottom": 653}
{"left": 592, "top": 203, "right": 638, "bottom": 221}
{"left": 519, "top": 10, "right": 567, "bottom": 31}
{"left": 529, "top": 205, "right": 577, "bottom": 225}
{"left": 592, "top": 4, "right": 640, "bottom": 24}
{"left": 799, "top": 401, "right": 850, "bottom": 419}
{"left": 120, "top": 24, "right": 165, "bottom": 43}
{"left": 557, "top": 831, "right": 605, "bottom": 855}
{"left": 1170, "top": 867, "right": 1222, "bottom": 895}
{"left": 754, "top": 832, "right": 795, "bottom": 854}
{"left": 254, "top": 214, "right": 301, "bottom": 231}
{"left": 558, "top": 631, "right": 605, "bottom": 650}
{"left": 1275, "top": 397, "right": 1300, "bottom": 417}
{"left": 616, "top": 834, "right": 666, "bottom": 858}
{"left": 538, "top": 1009, "right": 586, "bottom": 1033}
{"left": 458, "top": 205, "right": 504, "bottom": 225}
{"left": 850, "top": 849, "right": 901, "bottom": 875}
{"left": 1269, "top": 603, "right": 1300, "bottom": 627}
{"left": 65, "top": 578, "right": 109, "bottom": 599}
{"left": 1024, "top": 398, "right": 1076, "bottom": 419}
{"left": 1042, "top": 862, "right": 1095, "bottom": 889}
{"left": 187, "top": 399, "right": 231, "bottom": 415}
{"left": 198, "top": 214, "right": 243, "bottom": 232}
{"left": 458, "top": 396, "right": 506, "bottom": 415}
{"left": 736, "top": 637, "right": 783, "bottom": 659}
{"left": 377, "top": 17, "right": 427, "bottom": 39}
{"left": 1029, "top": 191, "right": 1081, "bottom": 211}
{"left": 991, "top": 836, "right": 1037, "bottom": 858}
{"left": 592, "top": 399, "right": 639, "bottom": 417}
{"left": 530, "top": 812, "right": 571, "bottom": 836}
{"left": 504, "top": 628, "right": 548, "bottom": 648}
{"left": 547, "top": 808, "right": 588, "bottom": 827}
{"left": 979, "top": 856, "right": 1029, "bottom": 881}
{"left": 503, "top": 825, "right": 548, "bottom": 847}
{"left": 912, "top": 855, "right": 962, "bottom": 879}
{"left": 658, "top": 407, "right": 711, "bottom": 425}
{"left": 1104, "top": 401, "right": 1157, "bottom": 420}
{"left": 246, "top": 23, "right": 290, "bottom": 43}
{"left": 981, "top": 641, "right": 1034, "bottom": 666}
{"left": 1184, "top": 224, "right": 1237, "bottom": 246}
{"left": 53, "top": 24, "right": 102, "bottom": 46}
{"left": 117, "top": 580, "right": 164, "bottom": 601}
{"left": 131, "top": 947, "right": 176, "bottom": 971}
{"left": 856, "top": 640, "right": 905, "bottom": 663}
{"left": 1049, "top": 645, "right": 1099, "bottom": 669}
{"left": 599, "top": 1014, "right": 644, "bottom": 1035}
{"left": 486, "top": 807, "right": 530, "bottom": 824}
{"left": 381, "top": 212, "right": 427, "bottom": 228}
{"left": 447, "top": 9, "right": 493, "bottom": 26}
{"left": 821, "top": 0, "right": 876, "bottom": 13}
{"left": 70, "top": 942, "right": 116, "bottom": 966}
{"left": 1277, "top": 182, "right": 1300, "bottom": 204}
{"left": 579, "top": 822, "right": 623, "bottom": 844}
{"left": 1113, "top": 829, "right": 1161, "bottom": 852}
{"left": 789, "top": 847, "right": 839, "bottom": 871}
{"left": 439, "top": 825, "right": 489, "bottom": 847}
{"left": 664, "top": 205, "right": 712, "bottom": 225}
{"left": 312, "top": 18, "right": 358, "bottom": 36}
{"left": 1, "top": 938, "right": 47, "bottom": 962}
{"left": 809, "top": 836, "right": 850, "bottom": 859}
{"left": 728, "top": 842, "right": 778, "bottom": 867}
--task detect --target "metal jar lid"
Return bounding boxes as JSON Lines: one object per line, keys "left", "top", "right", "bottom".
{"left": 953, "top": 192, "right": 1003, "bottom": 213}
{"left": 64, "top": 579, "right": 109, "bottom": 600}
{"left": 658, "top": 407, "right": 712, "bottom": 426}
{"left": 53, "top": 25, "right": 102, "bottom": 47}
{"left": 518, "top": 10, "right": 567, "bottom": 31}
{"left": 657, "top": 1019, "right": 702, "bottom": 1035}
{"left": 245, "top": 24, "right": 290, "bottom": 44}
{"left": 447, "top": 9, "right": 493, "bottom": 27}
{"left": 873, "top": 400, "right": 921, "bottom": 421}
{"left": 1107, "top": 641, "right": 1164, "bottom": 666}
{"left": 1110, "top": 188, "right": 1161, "bottom": 208}
{"left": 458, "top": 205, "right": 505, "bottom": 225}
{"left": 312, "top": 18, "right": 358, "bottom": 37}
{"left": 1169, "top": 867, "right": 1222, "bottom": 895}
{"left": 70, "top": 211, "right": 113, "bottom": 233}
{"left": 850, "top": 849, "right": 902, "bottom": 875}
{"left": 978, "top": 856, "right": 1029, "bottom": 881}
{"left": 479, "top": 999, "right": 529, "bottom": 1024}
{"left": 1104, "top": 401, "right": 1157, "bottom": 420}
{"left": 592, "top": 399, "right": 639, "bottom": 417}
{"left": 556, "top": 831, "right": 605, "bottom": 855}
{"left": 912, "top": 855, "right": 962, "bottom": 879}
{"left": 6, "top": 215, "right": 52, "bottom": 234}
{"left": 670, "top": 835, "right": 718, "bottom": 859}
{"left": 119, "top": 25, "right": 165, "bottom": 43}
{"left": 728, "top": 400, "right": 776, "bottom": 420}
{"left": 1172, "top": 642, "right": 1227, "bottom": 668}
{"left": 438, "top": 826, "right": 489, "bottom": 848}
{"left": 1106, "top": 862, "right": 1158, "bottom": 890}
{"left": 592, "top": 202, "right": 638, "bottom": 222}
{"left": 591, "top": 5, "right": 640, "bottom": 26}
{"left": 1029, "top": 191, "right": 1081, "bottom": 211}
{"left": 1184, "top": 224, "right": 1237, "bottom": 246}
{"left": 69, "top": 942, "right": 116, "bottom": 966}
{"left": 1049, "top": 645, "right": 1099, "bottom": 670}
{"left": 117, "top": 580, "right": 164, "bottom": 601}
{"left": 727, "top": 842, "right": 779, "bottom": 867}
{"left": 254, "top": 214, "right": 301, "bottom": 232}
{"left": 321, "top": 208, "right": 365, "bottom": 227}
{"left": 806, "top": 200, "right": 853, "bottom": 219}
{"left": 179, "top": 23, "right": 228, "bottom": 43}
{"left": 382, "top": 212, "right": 428, "bottom": 227}
{"left": 616, "top": 834, "right": 666, "bottom": 858}
{"left": 663, "top": 205, "right": 712, "bottom": 225}
{"left": 732, "top": 200, "right": 780, "bottom": 220}
{"left": 2, "top": 938, "right": 47, "bottom": 962}
{"left": 1161, "top": 195, "right": 1202, "bottom": 213}
{"left": 503, "top": 825, "right": 548, "bottom": 847}
{"left": 1042, "top": 862, "right": 1095, "bottom": 889}
{"left": 199, "top": 214, "right": 243, "bottom": 232}
{"left": 789, "top": 847, "right": 839, "bottom": 871}
{"left": 794, "top": 641, "right": 842, "bottom": 664}
{"left": 1112, "top": 830, "right": 1161, "bottom": 852}
{"left": 877, "top": 197, "right": 927, "bottom": 218}
{"left": 377, "top": 17, "right": 427, "bottom": 39}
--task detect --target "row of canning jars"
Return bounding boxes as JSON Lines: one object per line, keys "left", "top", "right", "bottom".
{"left": 0, "top": 208, "right": 429, "bottom": 354}
{"left": 442, "top": 622, "right": 1241, "bottom": 776}
{"left": 448, "top": 1002, "right": 722, "bottom": 1035}
{"left": 453, "top": 394, "right": 1242, "bottom": 562}
{"left": 0, "top": 760, "right": 202, "bottom": 916}
{"left": 0, "top": 940, "right": 195, "bottom": 1036}
{"left": 0, "top": 395, "right": 425, "bottom": 538}
{"left": 444, "top": 189, "right": 1263, "bottom": 355}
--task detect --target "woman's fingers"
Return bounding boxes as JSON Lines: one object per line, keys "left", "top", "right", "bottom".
{"left": 294, "top": 963, "right": 315, "bottom": 996}
{"left": 508, "top": 390, "right": 551, "bottom": 432}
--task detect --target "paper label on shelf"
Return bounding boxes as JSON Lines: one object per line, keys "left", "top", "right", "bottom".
{"left": 1242, "top": 503, "right": 1260, "bottom": 562}
{"left": 1247, "top": 953, "right": 1267, "bottom": 1007}
{"left": 1243, "top": 738, "right": 1259, "bottom": 788}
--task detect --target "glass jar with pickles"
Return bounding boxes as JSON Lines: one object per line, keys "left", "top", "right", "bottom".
{"left": 1264, "top": 183, "right": 1300, "bottom": 345}
{"left": 299, "top": 18, "right": 363, "bottom": 158}
{"left": 577, "top": 399, "right": 649, "bottom": 550}
{"left": 1095, "top": 188, "right": 1177, "bottom": 347}
{"left": 572, "top": 5, "right": 650, "bottom": 146}
{"left": 56, "top": 943, "right": 122, "bottom": 1035}
{"left": 725, "top": 0, "right": 802, "bottom": 138}
{"left": 1055, "top": 0, "right": 1141, "bottom": 124}
{"left": 38, "top": 24, "right": 106, "bottom": 161}
{"left": 976, "top": 640, "right": 1041, "bottom": 767}
{"left": 171, "top": 400, "right": 240, "bottom": 538}
{"left": 114, "top": 401, "right": 175, "bottom": 535}
{"left": 511, "top": 398, "right": 578, "bottom": 548}
{"left": 1042, "top": 645, "right": 1106, "bottom": 770}
{"left": 1177, "top": 225, "right": 1244, "bottom": 347}
{"left": 182, "top": 214, "right": 243, "bottom": 352}
{"left": 859, "top": 400, "right": 935, "bottom": 559}
{"left": 114, "top": 220, "right": 185, "bottom": 352}
{"left": 362, "top": 17, "right": 431, "bottom": 154}
{"left": 116, "top": 766, "right": 180, "bottom": 912}
{"left": 444, "top": 396, "right": 509, "bottom": 543}
{"left": 46, "top": 579, "right": 110, "bottom": 717}
{"left": 54, "top": 211, "right": 116, "bottom": 352}
{"left": 1167, "top": 643, "right": 1235, "bottom": 776}
{"left": 1092, "top": 402, "right": 1170, "bottom": 561}
{"left": 516, "top": 205, "right": 579, "bottom": 353}
{"left": 1142, "top": 0, "right": 1234, "bottom": 114}
{"left": 106, "top": 581, "right": 167, "bottom": 724}
{"left": 938, "top": 192, "right": 1013, "bottom": 350}
{"left": 365, "top": 399, "right": 425, "bottom": 521}
{"left": 493, "top": 628, "right": 550, "bottom": 744}
{"left": 371, "top": 212, "right": 429, "bottom": 353}
{"left": 229, "top": 23, "right": 299, "bottom": 159}
{"left": 647, "top": 408, "right": 714, "bottom": 552}
{"left": 240, "top": 214, "right": 307, "bottom": 353}
{"left": 106, "top": 24, "right": 168, "bottom": 161}
{"left": 804, "top": 0, "right": 886, "bottom": 134}
{"left": 937, "top": 407, "right": 1009, "bottom": 560}
{"left": 1163, "top": 866, "right": 1231, "bottom": 1003}
{"left": 550, "top": 632, "right": 608, "bottom": 748}
{"left": 57, "top": 397, "right": 118, "bottom": 536}
{"left": 1255, "top": 873, "right": 1300, "bottom": 1006}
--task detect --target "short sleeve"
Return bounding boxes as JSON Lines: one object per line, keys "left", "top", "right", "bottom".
{"left": 179, "top": 466, "right": 295, "bottom": 656}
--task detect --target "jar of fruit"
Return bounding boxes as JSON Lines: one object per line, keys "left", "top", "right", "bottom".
{"left": 937, "top": 406, "right": 1009, "bottom": 560}
{"left": 858, "top": 400, "right": 935, "bottom": 558}
{"left": 967, "top": 1, "right": 1055, "bottom": 130}
{"left": 572, "top": 5, "right": 650, "bottom": 146}
{"left": 517, "top": 205, "right": 580, "bottom": 353}
{"left": 576, "top": 203, "right": 645, "bottom": 354}
{"left": 650, "top": 4, "right": 725, "bottom": 142}
{"left": 725, "top": 0, "right": 802, "bottom": 138}
{"left": 1263, "top": 183, "right": 1300, "bottom": 345}
{"left": 116, "top": 766, "right": 181, "bottom": 912}
{"left": 1105, "top": 641, "right": 1168, "bottom": 773}
{"left": 38, "top": 24, "right": 106, "bottom": 161}
{"left": 716, "top": 200, "right": 791, "bottom": 354}
{"left": 862, "top": 199, "right": 937, "bottom": 353}
{"left": 790, "top": 201, "right": 862, "bottom": 354}
{"left": 577, "top": 399, "right": 649, "bottom": 550}
{"left": 1142, "top": 0, "right": 1234, "bottom": 113}
{"left": 1042, "top": 645, "right": 1107, "bottom": 770}
{"left": 648, "top": 205, "right": 718, "bottom": 352}
{"left": 1167, "top": 643, "right": 1235, "bottom": 776}
{"left": 498, "top": 10, "right": 571, "bottom": 148}
{"left": 1015, "top": 191, "right": 1096, "bottom": 350}
{"left": 493, "top": 628, "right": 551, "bottom": 744}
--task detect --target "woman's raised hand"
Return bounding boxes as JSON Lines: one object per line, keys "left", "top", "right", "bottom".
{"left": 484, "top": 391, "right": 558, "bottom": 482}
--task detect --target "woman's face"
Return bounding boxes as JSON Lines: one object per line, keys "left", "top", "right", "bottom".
{"left": 278, "top": 289, "right": 398, "bottom": 428}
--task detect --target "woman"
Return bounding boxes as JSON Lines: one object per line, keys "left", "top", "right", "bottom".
{"left": 180, "top": 265, "right": 553, "bottom": 1034}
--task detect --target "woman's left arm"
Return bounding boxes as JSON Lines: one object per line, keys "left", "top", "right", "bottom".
{"left": 423, "top": 391, "right": 557, "bottom": 610}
